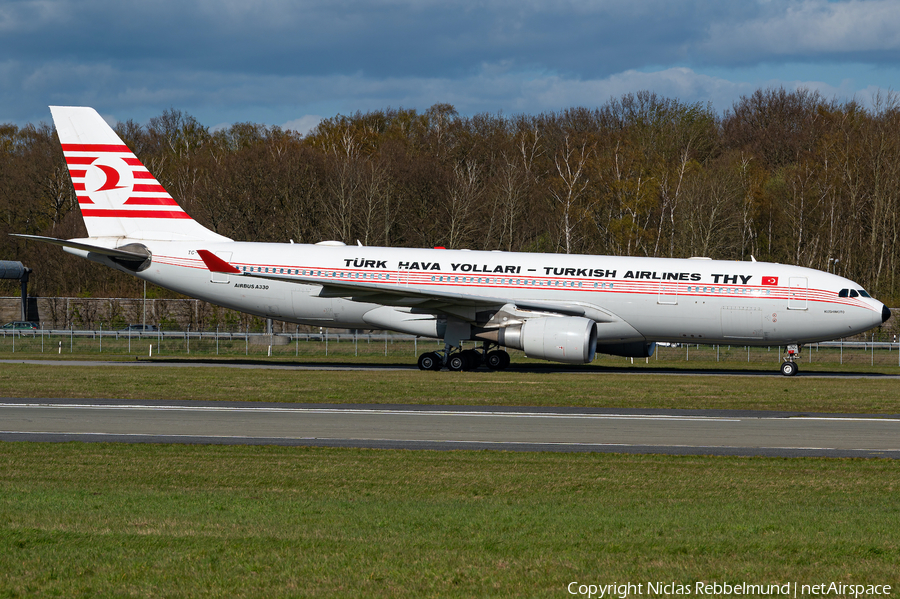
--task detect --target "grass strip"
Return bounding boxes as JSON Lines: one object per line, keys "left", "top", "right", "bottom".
{"left": 1, "top": 363, "right": 899, "bottom": 413}
{"left": 1, "top": 443, "right": 898, "bottom": 598}
{"left": 3, "top": 335, "right": 900, "bottom": 373}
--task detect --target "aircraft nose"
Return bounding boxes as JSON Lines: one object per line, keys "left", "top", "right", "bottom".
{"left": 883, "top": 305, "right": 892, "bottom": 323}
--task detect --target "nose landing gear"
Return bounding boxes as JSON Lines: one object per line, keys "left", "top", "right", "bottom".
{"left": 780, "top": 344, "right": 801, "bottom": 376}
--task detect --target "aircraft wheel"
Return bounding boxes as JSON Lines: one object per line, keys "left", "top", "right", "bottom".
{"left": 780, "top": 361, "right": 798, "bottom": 377}
{"left": 461, "top": 349, "right": 482, "bottom": 370}
{"left": 418, "top": 352, "right": 441, "bottom": 371}
{"left": 448, "top": 353, "right": 468, "bottom": 372}
{"left": 486, "top": 350, "right": 509, "bottom": 370}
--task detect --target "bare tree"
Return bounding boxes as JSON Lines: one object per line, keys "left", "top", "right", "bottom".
{"left": 446, "top": 159, "right": 483, "bottom": 249}
{"left": 550, "top": 135, "right": 591, "bottom": 254}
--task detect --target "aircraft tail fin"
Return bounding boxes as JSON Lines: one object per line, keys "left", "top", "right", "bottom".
{"left": 50, "top": 106, "right": 230, "bottom": 242}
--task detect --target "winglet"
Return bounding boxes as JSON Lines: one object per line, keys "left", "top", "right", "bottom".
{"left": 197, "top": 250, "right": 241, "bottom": 274}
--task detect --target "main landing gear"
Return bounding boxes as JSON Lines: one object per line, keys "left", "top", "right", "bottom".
{"left": 417, "top": 342, "right": 510, "bottom": 371}
{"left": 780, "top": 344, "right": 801, "bottom": 376}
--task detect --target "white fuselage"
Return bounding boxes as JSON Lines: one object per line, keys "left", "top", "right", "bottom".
{"left": 71, "top": 240, "right": 887, "bottom": 346}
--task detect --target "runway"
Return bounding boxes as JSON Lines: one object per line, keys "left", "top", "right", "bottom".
{"left": 2, "top": 398, "right": 899, "bottom": 458}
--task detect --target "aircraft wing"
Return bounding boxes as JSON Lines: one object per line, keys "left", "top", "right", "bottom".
{"left": 196, "top": 250, "right": 612, "bottom": 321}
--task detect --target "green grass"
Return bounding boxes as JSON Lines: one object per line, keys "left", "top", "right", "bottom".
{"left": 2, "top": 344, "right": 898, "bottom": 597}
{"left": 1, "top": 362, "right": 899, "bottom": 413}
{"left": 3, "top": 332, "right": 900, "bottom": 373}
{"left": 1, "top": 443, "right": 898, "bottom": 598}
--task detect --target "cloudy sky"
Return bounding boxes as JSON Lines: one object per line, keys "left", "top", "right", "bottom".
{"left": 3, "top": 0, "right": 900, "bottom": 133}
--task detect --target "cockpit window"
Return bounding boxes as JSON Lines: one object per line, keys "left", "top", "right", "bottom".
{"left": 839, "top": 288, "right": 872, "bottom": 298}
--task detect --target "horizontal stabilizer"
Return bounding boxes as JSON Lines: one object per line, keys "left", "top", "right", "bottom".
{"left": 11, "top": 234, "right": 150, "bottom": 261}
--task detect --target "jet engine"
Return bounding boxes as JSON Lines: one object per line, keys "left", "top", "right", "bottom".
{"left": 496, "top": 316, "right": 597, "bottom": 364}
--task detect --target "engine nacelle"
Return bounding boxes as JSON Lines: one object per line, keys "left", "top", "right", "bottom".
{"left": 597, "top": 341, "right": 656, "bottom": 358}
{"left": 497, "top": 316, "right": 597, "bottom": 364}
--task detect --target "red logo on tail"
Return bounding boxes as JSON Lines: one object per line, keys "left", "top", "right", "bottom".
{"left": 94, "top": 163, "right": 124, "bottom": 191}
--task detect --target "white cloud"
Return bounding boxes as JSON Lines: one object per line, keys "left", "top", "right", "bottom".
{"left": 282, "top": 115, "right": 323, "bottom": 135}
{"left": 0, "top": 0, "right": 70, "bottom": 33}
{"left": 702, "top": 0, "right": 900, "bottom": 59}
{"left": 3, "top": 1, "right": 900, "bottom": 127}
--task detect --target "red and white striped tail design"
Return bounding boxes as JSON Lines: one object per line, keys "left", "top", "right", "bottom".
{"left": 50, "top": 106, "right": 229, "bottom": 242}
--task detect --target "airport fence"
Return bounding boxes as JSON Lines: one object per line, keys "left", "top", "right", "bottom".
{"left": 2, "top": 297, "right": 898, "bottom": 368}
{"left": 1, "top": 326, "right": 899, "bottom": 368}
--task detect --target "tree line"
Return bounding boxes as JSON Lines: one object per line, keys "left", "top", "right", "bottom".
{"left": 2, "top": 88, "right": 899, "bottom": 305}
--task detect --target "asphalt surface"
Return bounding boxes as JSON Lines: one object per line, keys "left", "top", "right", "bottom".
{"left": 2, "top": 398, "right": 899, "bottom": 458}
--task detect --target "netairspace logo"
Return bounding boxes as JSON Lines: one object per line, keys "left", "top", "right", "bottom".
{"left": 566, "top": 581, "right": 893, "bottom": 598}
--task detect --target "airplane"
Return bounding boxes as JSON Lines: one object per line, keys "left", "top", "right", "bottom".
{"left": 14, "top": 106, "right": 891, "bottom": 376}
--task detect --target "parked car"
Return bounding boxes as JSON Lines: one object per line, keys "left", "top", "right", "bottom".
{"left": 121, "top": 324, "right": 158, "bottom": 332}
{"left": 1, "top": 321, "right": 38, "bottom": 330}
